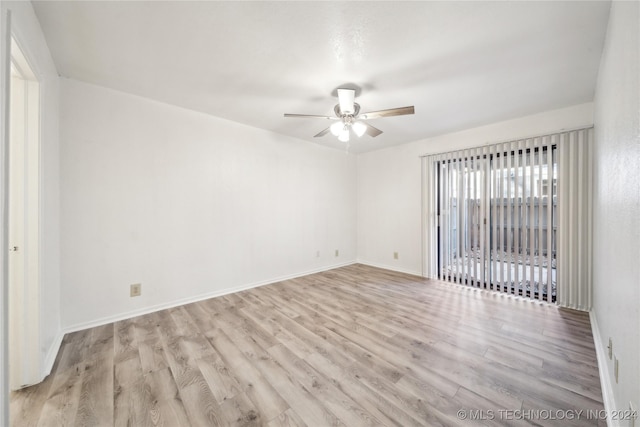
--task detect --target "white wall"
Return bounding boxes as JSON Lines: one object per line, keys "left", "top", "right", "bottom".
{"left": 60, "top": 78, "right": 357, "bottom": 330}
{"left": 1, "top": 0, "right": 61, "bottom": 380}
{"left": 592, "top": 0, "right": 640, "bottom": 418}
{"left": 357, "top": 102, "right": 594, "bottom": 275}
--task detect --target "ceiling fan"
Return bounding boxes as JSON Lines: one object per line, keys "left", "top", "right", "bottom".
{"left": 284, "top": 88, "right": 415, "bottom": 143}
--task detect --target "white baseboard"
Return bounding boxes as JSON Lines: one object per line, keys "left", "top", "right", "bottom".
{"left": 356, "top": 259, "right": 423, "bottom": 277}
{"left": 41, "top": 330, "right": 64, "bottom": 379}
{"left": 62, "top": 261, "right": 357, "bottom": 335}
{"left": 590, "top": 310, "right": 618, "bottom": 427}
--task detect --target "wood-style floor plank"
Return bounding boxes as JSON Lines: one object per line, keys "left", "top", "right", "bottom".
{"left": 10, "top": 264, "right": 605, "bottom": 426}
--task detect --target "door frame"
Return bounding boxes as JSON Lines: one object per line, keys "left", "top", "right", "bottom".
{"left": 7, "top": 29, "right": 42, "bottom": 391}
{"left": 1, "top": 7, "right": 12, "bottom": 425}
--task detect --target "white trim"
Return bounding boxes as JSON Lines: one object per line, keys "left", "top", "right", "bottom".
{"left": 421, "top": 157, "right": 427, "bottom": 277}
{"left": 0, "top": 7, "right": 10, "bottom": 427}
{"left": 355, "top": 259, "right": 423, "bottom": 277}
{"left": 8, "top": 36, "right": 42, "bottom": 390}
{"left": 62, "top": 261, "right": 357, "bottom": 334}
{"left": 42, "top": 330, "right": 63, "bottom": 378}
{"left": 590, "top": 310, "right": 618, "bottom": 427}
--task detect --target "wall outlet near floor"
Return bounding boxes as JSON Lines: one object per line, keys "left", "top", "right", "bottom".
{"left": 130, "top": 283, "right": 141, "bottom": 297}
{"left": 393, "top": 251, "right": 399, "bottom": 260}
{"left": 316, "top": 250, "right": 320, "bottom": 258}
{"left": 608, "top": 337, "right": 613, "bottom": 359}
{"left": 335, "top": 249, "right": 339, "bottom": 257}
{"left": 614, "top": 355, "right": 619, "bottom": 383}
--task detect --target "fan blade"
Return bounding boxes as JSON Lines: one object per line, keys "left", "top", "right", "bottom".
{"left": 365, "top": 123, "right": 383, "bottom": 137}
{"left": 284, "top": 113, "right": 336, "bottom": 119}
{"left": 359, "top": 106, "right": 415, "bottom": 119}
{"left": 337, "top": 88, "right": 356, "bottom": 115}
{"left": 314, "top": 127, "right": 331, "bottom": 138}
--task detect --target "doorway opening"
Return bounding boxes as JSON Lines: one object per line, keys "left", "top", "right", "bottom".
{"left": 9, "top": 36, "right": 41, "bottom": 390}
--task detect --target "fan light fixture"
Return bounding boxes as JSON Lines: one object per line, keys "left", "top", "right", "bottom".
{"left": 331, "top": 120, "right": 364, "bottom": 141}
{"left": 284, "top": 87, "right": 415, "bottom": 145}
{"left": 338, "top": 129, "right": 350, "bottom": 142}
{"left": 352, "top": 121, "right": 366, "bottom": 137}
{"left": 330, "top": 121, "right": 344, "bottom": 136}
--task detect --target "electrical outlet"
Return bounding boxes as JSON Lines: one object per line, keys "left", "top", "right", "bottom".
{"left": 614, "top": 355, "right": 619, "bottom": 383}
{"left": 335, "top": 249, "right": 339, "bottom": 257}
{"left": 608, "top": 337, "right": 613, "bottom": 359}
{"left": 629, "top": 402, "right": 637, "bottom": 427}
{"left": 394, "top": 252, "right": 399, "bottom": 260}
{"left": 130, "top": 283, "right": 141, "bottom": 297}
{"left": 316, "top": 250, "right": 320, "bottom": 258}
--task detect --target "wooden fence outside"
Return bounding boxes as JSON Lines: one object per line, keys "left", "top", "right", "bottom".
{"left": 447, "top": 196, "right": 557, "bottom": 258}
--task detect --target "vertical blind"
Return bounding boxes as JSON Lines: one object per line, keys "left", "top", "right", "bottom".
{"left": 422, "top": 128, "right": 593, "bottom": 310}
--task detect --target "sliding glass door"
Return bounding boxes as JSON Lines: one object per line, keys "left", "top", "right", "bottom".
{"left": 437, "top": 144, "right": 557, "bottom": 302}
{"left": 438, "top": 153, "right": 486, "bottom": 287}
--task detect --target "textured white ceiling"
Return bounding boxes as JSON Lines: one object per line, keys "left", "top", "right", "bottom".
{"left": 32, "top": 1, "right": 610, "bottom": 153}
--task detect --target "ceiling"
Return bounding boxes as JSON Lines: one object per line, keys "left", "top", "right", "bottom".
{"left": 32, "top": 1, "right": 611, "bottom": 153}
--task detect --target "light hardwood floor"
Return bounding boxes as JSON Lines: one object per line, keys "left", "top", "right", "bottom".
{"left": 11, "top": 264, "right": 605, "bottom": 426}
